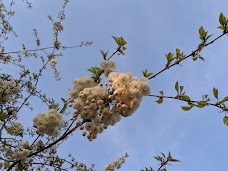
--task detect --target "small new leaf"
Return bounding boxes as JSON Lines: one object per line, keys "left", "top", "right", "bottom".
{"left": 154, "top": 156, "right": 162, "bottom": 162}
{"left": 223, "top": 116, "right": 228, "bottom": 126}
{"left": 112, "top": 36, "right": 127, "bottom": 46}
{"left": 100, "top": 50, "right": 108, "bottom": 60}
{"left": 199, "top": 56, "right": 205, "bottom": 61}
{"left": 165, "top": 52, "right": 174, "bottom": 63}
{"left": 219, "top": 12, "right": 227, "bottom": 26}
{"left": 159, "top": 91, "right": 164, "bottom": 95}
{"left": 181, "top": 95, "right": 191, "bottom": 102}
{"left": 167, "top": 152, "right": 172, "bottom": 161}
{"left": 213, "top": 87, "right": 218, "bottom": 99}
{"left": 112, "top": 36, "right": 119, "bottom": 44}
{"left": 119, "top": 36, "right": 127, "bottom": 46}
{"left": 142, "top": 69, "right": 153, "bottom": 78}
{"left": 217, "top": 25, "right": 225, "bottom": 30}
{"left": 180, "top": 86, "right": 184, "bottom": 93}
{"left": 161, "top": 152, "right": 166, "bottom": 158}
{"left": 0, "top": 112, "right": 9, "bottom": 121}
{"left": 181, "top": 106, "right": 192, "bottom": 111}
{"left": 175, "top": 81, "right": 179, "bottom": 93}
{"left": 198, "top": 44, "right": 204, "bottom": 52}
{"left": 169, "top": 158, "right": 180, "bottom": 162}
{"left": 156, "top": 99, "right": 163, "bottom": 104}
{"left": 88, "top": 67, "right": 102, "bottom": 75}
{"left": 61, "top": 98, "right": 66, "bottom": 103}
{"left": 199, "top": 26, "right": 207, "bottom": 38}
{"left": 197, "top": 101, "right": 207, "bottom": 108}
{"left": 222, "top": 96, "right": 228, "bottom": 102}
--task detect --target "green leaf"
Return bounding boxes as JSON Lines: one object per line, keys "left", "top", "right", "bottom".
{"left": 181, "top": 106, "right": 192, "bottom": 111}
{"left": 181, "top": 95, "right": 191, "bottom": 101}
{"left": 167, "top": 151, "right": 172, "bottom": 161}
{"left": 112, "top": 36, "right": 119, "bottom": 44}
{"left": 88, "top": 67, "right": 102, "bottom": 75}
{"left": 55, "top": 155, "right": 61, "bottom": 163}
{"left": 0, "top": 112, "right": 9, "bottom": 121}
{"left": 223, "top": 116, "right": 228, "bottom": 126}
{"left": 176, "top": 48, "right": 180, "bottom": 54}
{"left": 219, "top": 12, "right": 227, "bottom": 26}
{"left": 61, "top": 98, "right": 66, "bottom": 103}
{"left": 119, "top": 36, "right": 127, "bottom": 46}
{"left": 217, "top": 25, "right": 224, "bottom": 30}
{"left": 112, "top": 36, "right": 127, "bottom": 46}
{"left": 213, "top": 87, "right": 218, "bottom": 99}
{"left": 100, "top": 50, "right": 108, "bottom": 60}
{"left": 193, "top": 57, "right": 198, "bottom": 61}
{"left": 154, "top": 156, "right": 162, "bottom": 162}
{"left": 159, "top": 91, "right": 164, "bottom": 95}
{"left": 169, "top": 158, "right": 180, "bottom": 162}
{"left": 180, "top": 86, "right": 184, "bottom": 93}
{"left": 199, "top": 26, "right": 207, "bottom": 38}
{"left": 156, "top": 99, "right": 163, "bottom": 104}
{"left": 199, "top": 56, "right": 205, "bottom": 61}
{"left": 197, "top": 101, "right": 207, "bottom": 108}
{"left": 198, "top": 44, "right": 204, "bottom": 52}
{"left": 142, "top": 69, "right": 153, "bottom": 78}
{"left": 161, "top": 152, "right": 166, "bottom": 158}
{"left": 222, "top": 96, "right": 228, "bottom": 102}
{"left": 165, "top": 52, "right": 174, "bottom": 62}
{"left": 175, "top": 81, "right": 179, "bottom": 93}
{"left": 205, "top": 34, "right": 213, "bottom": 41}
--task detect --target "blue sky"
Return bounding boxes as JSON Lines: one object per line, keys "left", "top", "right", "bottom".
{"left": 4, "top": 0, "right": 228, "bottom": 170}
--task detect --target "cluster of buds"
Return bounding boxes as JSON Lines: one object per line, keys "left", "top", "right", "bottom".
{"left": 33, "top": 109, "right": 63, "bottom": 137}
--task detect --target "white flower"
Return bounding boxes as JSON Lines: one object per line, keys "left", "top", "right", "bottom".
{"left": 20, "top": 141, "right": 29, "bottom": 148}
{"left": 129, "top": 81, "right": 140, "bottom": 94}
{"left": 140, "top": 84, "right": 151, "bottom": 96}
{"left": 48, "top": 109, "right": 58, "bottom": 115}
{"left": 37, "top": 126, "right": 46, "bottom": 135}
{"left": 73, "top": 100, "right": 84, "bottom": 110}
{"left": 53, "top": 129, "right": 60, "bottom": 137}
{"left": 48, "top": 114, "right": 57, "bottom": 122}
{"left": 50, "top": 59, "right": 57, "bottom": 66}
{"left": 46, "top": 127, "right": 55, "bottom": 136}
{"left": 21, "top": 149, "right": 30, "bottom": 157}
{"left": 100, "top": 60, "right": 116, "bottom": 70}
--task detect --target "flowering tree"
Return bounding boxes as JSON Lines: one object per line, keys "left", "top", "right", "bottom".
{"left": 0, "top": 0, "right": 228, "bottom": 171}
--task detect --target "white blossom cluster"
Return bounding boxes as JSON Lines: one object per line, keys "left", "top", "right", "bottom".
{"left": 0, "top": 78, "right": 21, "bottom": 104}
{"left": 33, "top": 109, "right": 63, "bottom": 137}
{"left": 6, "top": 122, "right": 23, "bottom": 136}
{"left": 69, "top": 71, "right": 150, "bottom": 141}
{"left": 108, "top": 72, "right": 150, "bottom": 116}
{"left": 2, "top": 146, "right": 30, "bottom": 163}
{"left": 11, "top": 147, "right": 30, "bottom": 161}
{"left": 104, "top": 155, "right": 126, "bottom": 171}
